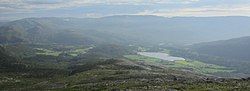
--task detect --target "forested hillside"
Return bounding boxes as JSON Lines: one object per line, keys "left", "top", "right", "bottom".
{"left": 1, "top": 16, "right": 250, "bottom": 45}
{"left": 191, "top": 36, "right": 250, "bottom": 61}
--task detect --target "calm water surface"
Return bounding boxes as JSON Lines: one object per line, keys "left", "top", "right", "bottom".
{"left": 138, "top": 52, "right": 185, "bottom": 61}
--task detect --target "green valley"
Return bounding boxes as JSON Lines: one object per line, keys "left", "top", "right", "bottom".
{"left": 0, "top": 15, "right": 250, "bottom": 91}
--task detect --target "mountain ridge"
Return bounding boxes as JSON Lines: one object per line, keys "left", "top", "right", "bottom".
{"left": 2, "top": 15, "right": 250, "bottom": 45}
{"left": 191, "top": 36, "right": 250, "bottom": 61}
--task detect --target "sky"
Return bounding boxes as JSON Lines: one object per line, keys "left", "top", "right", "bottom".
{"left": 1, "top": 0, "right": 250, "bottom": 20}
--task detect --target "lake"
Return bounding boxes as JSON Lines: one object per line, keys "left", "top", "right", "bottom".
{"left": 137, "top": 52, "right": 185, "bottom": 61}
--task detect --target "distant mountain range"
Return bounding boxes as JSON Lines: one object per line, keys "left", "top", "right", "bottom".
{"left": 1, "top": 15, "right": 250, "bottom": 45}
{"left": 191, "top": 36, "right": 250, "bottom": 61}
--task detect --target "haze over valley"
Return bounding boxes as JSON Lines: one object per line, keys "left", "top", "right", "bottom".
{"left": 1, "top": 0, "right": 250, "bottom": 91}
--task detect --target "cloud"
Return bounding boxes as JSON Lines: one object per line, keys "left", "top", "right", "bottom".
{"left": 0, "top": 0, "right": 199, "bottom": 13}
{"left": 136, "top": 4, "right": 250, "bottom": 17}
{"left": 1, "top": 0, "right": 250, "bottom": 20}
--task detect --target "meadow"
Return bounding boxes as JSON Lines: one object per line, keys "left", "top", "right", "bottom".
{"left": 124, "top": 54, "right": 234, "bottom": 75}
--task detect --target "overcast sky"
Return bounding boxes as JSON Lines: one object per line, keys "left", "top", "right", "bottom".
{"left": 1, "top": 0, "right": 250, "bottom": 20}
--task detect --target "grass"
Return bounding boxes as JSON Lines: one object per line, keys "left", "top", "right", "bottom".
{"left": 34, "top": 47, "right": 93, "bottom": 57}
{"left": 124, "top": 55, "right": 162, "bottom": 63}
{"left": 68, "top": 47, "right": 93, "bottom": 57}
{"left": 35, "top": 48, "right": 62, "bottom": 56}
{"left": 124, "top": 54, "right": 234, "bottom": 74}
{"left": 169, "top": 60, "right": 234, "bottom": 74}
{"left": 49, "top": 69, "right": 249, "bottom": 91}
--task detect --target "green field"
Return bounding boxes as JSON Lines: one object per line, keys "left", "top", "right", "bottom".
{"left": 124, "top": 54, "right": 234, "bottom": 75}
{"left": 68, "top": 47, "right": 93, "bottom": 57}
{"left": 124, "top": 55, "right": 162, "bottom": 63}
{"left": 35, "top": 47, "right": 93, "bottom": 57}
{"left": 168, "top": 60, "right": 234, "bottom": 74}
{"left": 35, "top": 48, "right": 62, "bottom": 56}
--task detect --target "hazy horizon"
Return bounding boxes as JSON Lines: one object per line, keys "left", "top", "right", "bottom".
{"left": 1, "top": 0, "right": 250, "bottom": 20}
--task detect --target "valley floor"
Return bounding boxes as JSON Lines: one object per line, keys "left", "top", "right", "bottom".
{"left": 0, "top": 44, "right": 250, "bottom": 91}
